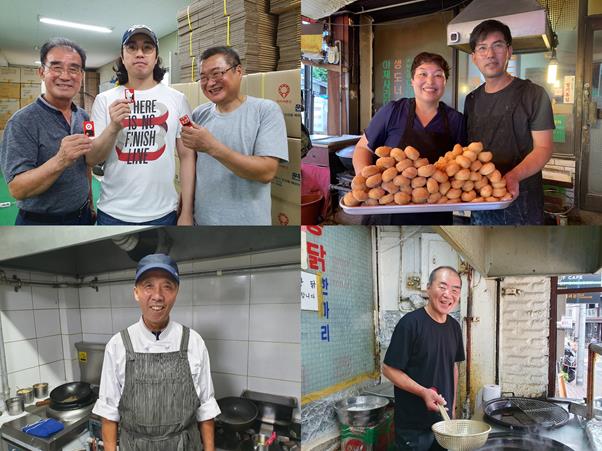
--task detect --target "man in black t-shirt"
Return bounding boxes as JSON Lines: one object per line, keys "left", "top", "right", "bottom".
{"left": 464, "top": 19, "right": 554, "bottom": 225}
{"left": 383, "top": 266, "right": 465, "bottom": 451}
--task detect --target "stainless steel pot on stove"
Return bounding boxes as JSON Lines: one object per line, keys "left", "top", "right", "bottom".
{"left": 16, "top": 387, "right": 34, "bottom": 404}
{"left": 6, "top": 396, "right": 24, "bottom": 415}
{"left": 335, "top": 395, "right": 389, "bottom": 427}
{"left": 33, "top": 382, "right": 48, "bottom": 399}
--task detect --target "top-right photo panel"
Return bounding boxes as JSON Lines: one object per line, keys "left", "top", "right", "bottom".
{"left": 300, "top": 0, "right": 601, "bottom": 226}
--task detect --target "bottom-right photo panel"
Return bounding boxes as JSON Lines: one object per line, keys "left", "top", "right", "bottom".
{"left": 301, "top": 226, "right": 601, "bottom": 451}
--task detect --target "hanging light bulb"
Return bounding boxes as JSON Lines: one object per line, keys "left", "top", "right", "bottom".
{"left": 547, "top": 48, "right": 558, "bottom": 84}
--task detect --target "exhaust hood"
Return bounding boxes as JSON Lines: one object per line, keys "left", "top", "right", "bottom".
{"left": 447, "top": 0, "right": 553, "bottom": 54}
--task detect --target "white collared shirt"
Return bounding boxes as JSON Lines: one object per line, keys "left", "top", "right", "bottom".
{"left": 92, "top": 318, "right": 221, "bottom": 422}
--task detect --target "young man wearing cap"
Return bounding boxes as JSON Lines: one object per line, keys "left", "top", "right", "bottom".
{"left": 86, "top": 25, "right": 196, "bottom": 225}
{"left": 0, "top": 38, "right": 94, "bottom": 225}
{"left": 93, "top": 254, "right": 220, "bottom": 451}
{"left": 180, "top": 46, "right": 288, "bottom": 225}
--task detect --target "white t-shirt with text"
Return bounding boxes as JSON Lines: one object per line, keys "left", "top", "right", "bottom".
{"left": 91, "top": 84, "right": 192, "bottom": 222}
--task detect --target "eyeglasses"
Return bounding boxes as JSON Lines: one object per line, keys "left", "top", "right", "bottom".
{"left": 474, "top": 42, "right": 509, "bottom": 56}
{"left": 124, "top": 42, "right": 156, "bottom": 55}
{"left": 43, "top": 63, "right": 83, "bottom": 77}
{"left": 199, "top": 66, "right": 237, "bottom": 85}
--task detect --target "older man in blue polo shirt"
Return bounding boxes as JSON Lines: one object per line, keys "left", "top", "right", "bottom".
{"left": 0, "top": 37, "right": 93, "bottom": 225}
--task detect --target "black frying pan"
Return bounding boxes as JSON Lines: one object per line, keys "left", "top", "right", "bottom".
{"left": 49, "top": 382, "right": 95, "bottom": 410}
{"left": 217, "top": 397, "right": 259, "bottom": 432}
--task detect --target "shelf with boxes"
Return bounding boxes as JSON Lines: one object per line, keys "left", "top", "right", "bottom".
{"left": 0, "top": 66, "right": 100, "bottom": 142}
{"left": 0, "top": 66, "right": 42, "bottom": 142}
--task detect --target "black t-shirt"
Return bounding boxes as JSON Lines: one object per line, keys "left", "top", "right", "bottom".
{"left": 464, "top": 78, "right": 554, "bottom": 224}
{"left": 383, "top": 308, "right": 465, "bottom": 431}
{"left": 464, "top": 77, "right": 554, "bottom": 175}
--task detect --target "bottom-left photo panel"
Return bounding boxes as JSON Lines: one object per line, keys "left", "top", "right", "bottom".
{"left": 0, "top": 226, "right": 301, "bottom": 451}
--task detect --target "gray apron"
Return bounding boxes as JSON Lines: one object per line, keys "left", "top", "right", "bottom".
{"left": 118, "top": 326, "right": 202, "bottom": 451}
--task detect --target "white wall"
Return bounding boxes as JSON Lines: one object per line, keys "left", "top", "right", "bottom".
{"left": 0, "top": 270, "right": 82, "bottom": 397}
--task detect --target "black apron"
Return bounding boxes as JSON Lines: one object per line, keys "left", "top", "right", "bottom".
{"left": 466, "top": 79, "right": 544, "bottom": 225}
{"left": 364, "top": 99, "right": 455, "bottom": 225}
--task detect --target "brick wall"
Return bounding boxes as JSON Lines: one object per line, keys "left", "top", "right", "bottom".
{"left": 499, "top": 277, "right": 550, "bottom": 396}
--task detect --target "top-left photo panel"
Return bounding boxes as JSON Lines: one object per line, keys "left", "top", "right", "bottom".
{"left": 0, "top": 0, "right": 301, "bottom": 226}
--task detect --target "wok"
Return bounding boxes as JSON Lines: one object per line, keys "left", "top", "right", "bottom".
{"left": 335, "top": 145, "right": 356, "bottom": 171}
{"left": 217, "top": 397, "right": 259, "bottom": 432}
{"left": 49, "top": 382, "right": 95, "bottom": 410}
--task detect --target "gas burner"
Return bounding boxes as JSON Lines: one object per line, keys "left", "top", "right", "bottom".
{"left": 46, "top": 402, "right": 95, "bottom": 424}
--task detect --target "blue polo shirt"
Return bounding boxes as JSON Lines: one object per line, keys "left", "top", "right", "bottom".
{"left": 365, "top": 98, "right": 467, "bottom": 152}
{"left": 0, "top": 96, "right": 90, "bottom": 214}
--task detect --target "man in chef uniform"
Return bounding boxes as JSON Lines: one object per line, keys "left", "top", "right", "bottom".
{"left": 383, "top": 266, "right": 465, "bottom": 450}
{"left": 93, "top": 253, "right": 220, "bottom": 451}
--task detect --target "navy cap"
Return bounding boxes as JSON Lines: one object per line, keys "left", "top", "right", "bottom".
{"left": 122, "top": 24, "right": 158, "bottom": 48}
{"left": 135, "top": 254, "right": 179, "bottom": 284}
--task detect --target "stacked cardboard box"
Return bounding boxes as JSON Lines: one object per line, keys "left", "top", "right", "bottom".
{"left": 0, "top": 67, "right": 43, "bottom": 138}
{"left": 271, "top": 1, "right": 300, "bottom": 71}
{"left": 171, "top": 69, "right": 301, "bottom": 225}
{"left": 73, "top": 71, "right": 100, "bottom": 114}
{"left": 20, "top": 84, "right": 41, "bottom": 106}
{"left": 177, "top": 0, "right": 278, "bottom": 80}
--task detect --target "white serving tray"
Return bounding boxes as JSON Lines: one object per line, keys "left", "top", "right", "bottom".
{"left": 339, "top": 198, "right": 514, "bottom": 215}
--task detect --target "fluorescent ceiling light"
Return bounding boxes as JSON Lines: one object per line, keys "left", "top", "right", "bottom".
{"left": 39, "top": 16, "right": 112, "bottom": 33}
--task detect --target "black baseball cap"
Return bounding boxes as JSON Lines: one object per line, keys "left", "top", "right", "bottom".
{"left": 122, "top": 25, "right": 158, "bottom": 48}
{"left": 135, "top": 254, "right": 179, "bottom": 284}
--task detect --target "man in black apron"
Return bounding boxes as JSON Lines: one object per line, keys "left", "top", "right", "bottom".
{"left": 93, "top": 254, "right": 220, "bottom": 451}
{"left": 464, "top": 20, "right": 554, "bottom": 225}
{"left": 353, "top": 53, "right": 466, "bottom": 225}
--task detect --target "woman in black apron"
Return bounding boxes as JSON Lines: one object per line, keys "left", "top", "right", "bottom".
{"left": 352, "top": 52, "right": 466, "bottom": 225}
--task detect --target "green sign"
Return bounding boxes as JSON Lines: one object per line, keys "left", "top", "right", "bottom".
{"left": 553, "top": 114, "right": 566, "bottom": 143}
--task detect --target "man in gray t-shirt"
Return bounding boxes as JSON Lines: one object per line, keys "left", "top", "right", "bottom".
{"left": 181, "top": 46, "right": 288, "bottom": 225}
{"left": 0, "top": 38, "right": 93, "bottom": 225}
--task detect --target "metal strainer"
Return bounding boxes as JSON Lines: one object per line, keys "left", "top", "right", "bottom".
{"left": 431, "top": 403, "right": 491, "bottom": 451}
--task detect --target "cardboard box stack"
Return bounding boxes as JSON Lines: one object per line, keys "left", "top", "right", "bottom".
{"left": 177, "top": 0, "right": 278, "bottom": 81}
{"left": 73, "top": 71, "right": 100, "bottom": 114}
{"left": 171, "top": 69, "right": 301, "bottom": 225}
{"left": 270, "top": 1, "right": 300, "bottom": 71}
{"left": 0, "top": 66, "right": 43, "bottom": 140}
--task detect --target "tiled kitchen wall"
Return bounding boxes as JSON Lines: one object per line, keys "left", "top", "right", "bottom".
{"left": 79, "top": 248, "right": 301, "bottom": 403}
{"left": 0, "top": 247, "right": 300, "bottom": 404}
{"left": 0, "top": 271, "right": 82, "bottom": 397}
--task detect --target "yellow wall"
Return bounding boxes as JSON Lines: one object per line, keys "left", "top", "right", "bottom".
{"left": 590, "top": 0, "right": 602, "bottom": 15}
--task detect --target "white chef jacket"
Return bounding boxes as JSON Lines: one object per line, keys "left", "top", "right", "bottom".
{"left": 92, "top": 318, "right": 221, "bottom": 422}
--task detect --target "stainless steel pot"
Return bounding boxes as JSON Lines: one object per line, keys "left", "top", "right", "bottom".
{"left": 33, "top": 382, "right": 49, "bottom": 399}
{"left": 6, "top": 396, "right": 24, "bottom": 415}
{"left": 16, "top": 387, "right": 34, "bottom": 404}
{"left": 334, "top": 395, "right": 389, "bottom": 427}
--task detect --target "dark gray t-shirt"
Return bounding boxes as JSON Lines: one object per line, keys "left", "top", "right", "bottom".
{"left": 191, "top": 96, "right": 288, "bottom": 225}
{"left": 464, "top": 78, "right": 554, "bottom": 224}
{"left": 0, "top": 96, "right": 90, "bottom": 214}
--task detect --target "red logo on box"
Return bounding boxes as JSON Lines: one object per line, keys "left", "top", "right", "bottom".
{"left": 344, "top": 439, "right": 367, "bottom": 451}
{"left": 277, "top": 213, "right": 289, "bottom": 226}
{"left": 278, "top": 83, "right": 290, "bottom": 99}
